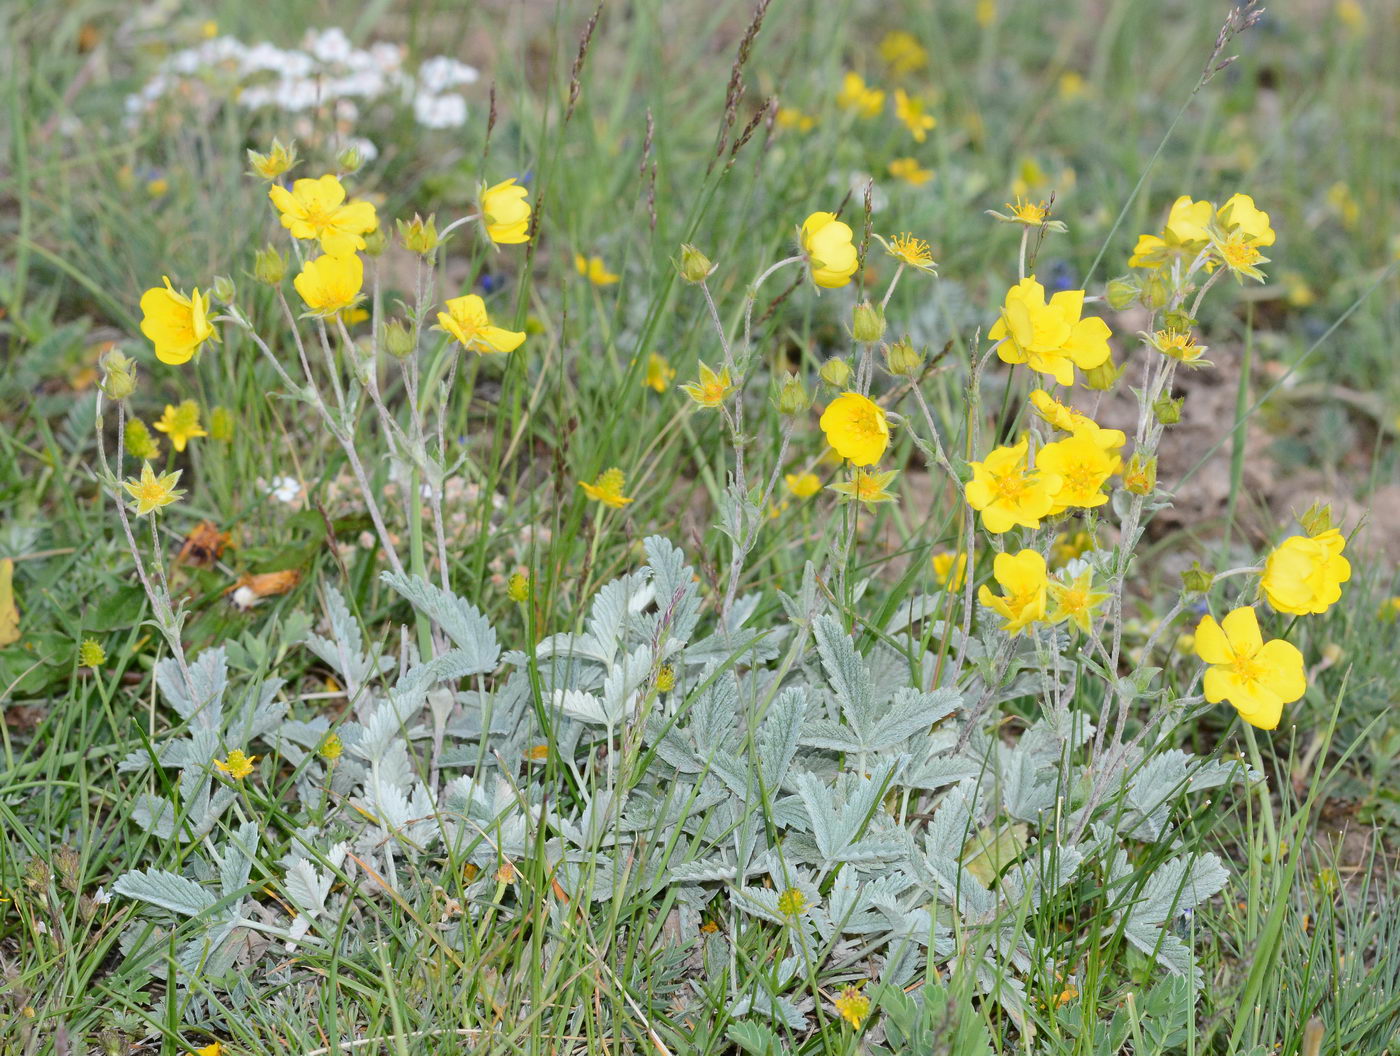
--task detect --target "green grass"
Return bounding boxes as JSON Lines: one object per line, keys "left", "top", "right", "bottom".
{"left": 2, "top": 0, "right": 1399, "bottom": 1053}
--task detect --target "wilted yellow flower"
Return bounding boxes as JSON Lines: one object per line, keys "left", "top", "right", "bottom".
{"left": 1195, "top": 606, "right": 1306, "bottom": 730}
{"left": 575, "top": 254, "right": 620, "bottom": 285}
{"left": 123, "top": 462, "right": 184, "bottom": 516}
{"left": 834, "top": 985, "right": 871, "bottom": 1029}
{"left": 801, "top": 212, "right": 859, "bottom": 289}
{"left": 1150, "top": 329, "right": 1209, "bottom": 365}
{"left": 580, "top": 468, "right": 633, "bottom": 508}
{"left": 681, "top": 361, "right": 736, "bottom": 408}
{"left": 479, "top": 177, "right": 532, "bottom": 244}
{"left": 964, "top": 438, "right": 1059, "bottom": 533}
{"left": 153, "top": 399, "right": 207, "bottom": 453}
{"left": 989, "top": 277, "right": 1112, "bottom": 386}
{"left": 213, "top": 749, "right": 256, "bottom": 780}
{"left": 655, "top": 664, "right": 676, "bottom": 692}
{"left": 932, "top": 550, "right": 967, "bottom": 590}
{"left": 247, "top": 138, "right": 297, "bottom": 180}
{"left": 1211, "top": 229, "right": 1269, "bottom": 282}
{"left": 507, "top": 572, "right": 531, "bottom": 603}
{"left": 524, "top": 744, "right": 550, "bottom": 762}
{"left": 979, "top": 549, "right": 1048, "bottom": 635}
{"left": 139, "top": 276, "right": 216, "bottom": 366}
{"left": 776, "top": 107, "right": 815, "bottom": 132}
{"left": 79, "top": 638, "right": 106, "bottom": 668}
{"left": 124, "top": 418, "right": 161, "bottom": 460}
{"left": 836, "top": 71, "right": 885, "bottom": 117}
{"left": 1037, "top": 431, "right": 1120, "bottom": 512}
{"left": 820, "top": 392, "right": 890, "bottom": 466}
{"left": 641, "top": 352, "right": 676, "bottom": 393}
{"left": 785, "top": 472, "right": 822, "bottom": 499}
{"left": 294, "top": 254, "right": 365, "bottom": 316}
{"left": 888, "top": 157, "right": 933, "bottom": 186}
{"left": 777, "top": 886, "right": 808, "bottom": 916}
{"left": 677, "top": 244, "right": 716, "bottom": 283}
{"left": 1122, "top": 452, "right": 1157, "bottom": 495}
{"left": 437, "top": 294, "right": 526, "bottom": 355}
{"left": 1047, "top": 568, "right": 1109, "bottom": 634}
{"left": 893, "top": 89, "right": 936, "bottom": 142}
{"left": 1261, "top": 530, "right": 1350, "bottom": 615}
{"left": 879, "top": 232, "right": 936, "bottom": 273}
{"left": 319, "top": 733, "right": 343, "bottom": 762}
{"left": 879, "top": 30, "right": 928, "bottom": 75}
{"left": 990, "top": 196, "right": 1051, "bottom": 227}
{"left": 830, "top": 467, "right": 898, "bottom": 507}
{"left": 268, "top": 174, "right": 378, "bottom": 257}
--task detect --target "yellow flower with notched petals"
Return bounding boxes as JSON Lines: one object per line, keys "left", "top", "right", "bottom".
{"left": 1047, "top": 568, "right": 1109, "bottom": 634}
{"left": 436, "top": 294, "right": 525, "bottom": 355}
{"left": 988, "top": 277, "right": 1111, "bottom": 386}
{"left": 213, "top": 749, "right": 256, "bottom": 780}
{"left": 1216, "top": 193, "right": 1275, "bottom": 249}
{"left": 1194, "top": 606, "right": 1306, "bottom": 730}
{"left": 153, "top": 399, "right": 207, "bottom": 453}
{"left": 479, "top": 178, "right": 532, "bottom": 244}
{"left": 836, "top": 72, "right": 885, "bottom": 117}
{"left": 1261, "top": 529, "right": 1350, "bottom": 615}
{"left": 1026, "top": 391, "right": 1124, "bottom": 454}
{"left": 834, "top": 985, "right": 871, "bottom": 1029}
{"left": 830, "top": 467, "right": 898, "bottom": 507}
{"left": 879, "top": 30, "right": 928, "bottom": 75}
{"left": 122, "top": 462, "right": 183, "bottom": 516}
{"left": 643, "top": 352, "right": 676, "bottom": 393}
{"left": 879, "top": 232, "right": 936, "bottom": 273}
{"left": 819, "top": 392, "right": 889, "bottom": 466}
{"left": 785, "top": 472, "right": 822, "bottom": 499}
{"left": 888, "top": 157, "right": 933, "bottom": 186}
{"left": 1036, "top": 431, "right": 1120, "bottom": 513}
{"left": 294, "top": 254, "right": 365, "bottom": 317}
{"left": 800, "top": 212, "right": 859, "bottom": 289}
{"left": 893, "top": 89, "right": 936, "bottom": 142}
{"left": 681, "top": 361, "right": 735, "bottom": 408}
{"left": 139, "top": 276, "right": 216, "bottom": 366}
{"left": 579, "top": 468, "right": 633, "bottom": 508}
{"left": 1128, "top": 195, "right": 1214, "bottom": 268}
{"left": 932, "top": 550, "right": 968, "bottom": 590}
{"left": 268, "top": 174, "right": 378, "bottom": 257}
{"left": 575, "top": 254, "right": 619, "bottom": 286}
{"left": 964, "top": 437, "right": 1059, "bottom": 533}
{"left": 195, "top": 1043, "right": 223, "bottom": 1056}
{"left": 978, "top": 549, "right": 1048, "bottom": 635}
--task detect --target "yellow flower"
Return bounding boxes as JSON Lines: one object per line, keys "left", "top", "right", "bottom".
{"left": 785, "top": 472, "right": 822, "bottom": 499}
{"left": 1325, "top": 182, "right": 1359, "bottom": 230}
{"left": 123, "top": 462, "right": 184, "bottom": 516}
{"left": 575, "top": 254, "right": 620, "bottom": 285}
{"left": 1336, "top": 0, "right": 1366, "bottom": 31}
{"left": 819, "top": 392, "right": 890, "bottom": 466}
{"left": 988, "top": 277, "right": 1112, "bottom": 386}
{"left": 580, "top": 468, "right": 633, "bottom": 508}
{"left": 1216, "top": 193, "right": 1276, "bottom": 249}
{"left": 153, "top": 399, "right": 207, "bottom": 453}
{"left": 213, "top": 749, "right": 256, "bottom": 780}
{"left": 999, "top": 196, "right": 1051, "bottom": 226}
{"left": 124, "top": 418, "right": 161, "bottom": 460}
{"left": 642, "top": 352, "right": 676, "bottom": 393}
{"left": 833, "top": 985, "right": 872, "bottom": 1029}
{"left": 319, "top": 733, "right": 343, "bottom": 761}
{"left": 800, "top": 212, "right": 859, "bottom": 289}
{"left": 655, "top": 664, "right": 676, "bottom": 692}
{"left": 681, "top": 361, "right": 736, "bottom": 408}
{"left": 195, "top": 1043, "right": 223, "bottom": 1056}
{"left": 776, "top": 107, "right": 815, "bottom": 132}
{"left": 964, "top": 438, "right": 1059, "bottom": 533}
{"left": 888, "top": 157, "right": 933, "bottom": 186}
{"left": 1026, "top": 391, "right": 1125, "bottom": 453}
{"left": 246, "top": 138, "right": 297, "bottom": 180}
{"left": 1261, "top": 530, "right": 1350, "bottom": 615}
{"left": 1210, "top": 229, "right": 1270, "bottom": 283}
{"left": 893, "top": 89, "right": 936, "bottom": 142}
{"left": 1128, "top": 195, "right": 1214, "bottom": 269}
{"left": 294, "top": 254, "right": 365, "bottom": 316}
{"left": 139, "top": 276, "right": 216, "bottom": 366}
{"left": 479, "top": 177, "right": 532, "bottom": 245}
{"left": 268, "top": 174, "right": 378, "bottom": 257}
{"left": 879, "top": 30, "right": 928, "bottom": 75}
{"left": 1047, "top": 568, "right": 1109, "bottom": 634}
{"left": 79, "top": 638, "right": 106, "bottom": 668}
{"left": 836, "top": 72, "right": 885, "bottom": 117}
{"left": 1058, "top": 71, "right": 1087, "bottom": 100}
{"left": 879, "top": 232, "right": 937, "bottom": 273}
{"left": 978, "top": 549, "right": 1047, "bottom": 635}
{"left": 436, "top": 294, "right": 526, "bottom": 355}
{"left": 1195, "top": 606, "right": 1306, "bottom": 730}
{"left": 1150, "top": 329, "right": 1209, "bottom": 365}
{"left": 932, "top": 550, "right": 968, "bottom": 590}
{"left": 976, "top": 0, "right": 996, "bottom": 26}
{"left": 777, "top": 886, "right": 808, "bottom": 916}
{"left": 507, "top": 572, "right": 531, "bottom": 603}
{"left": 1036, "top": 431, "right": 1120, "bottom": 513}
{"left": 830, "top": 467, "right": 898, "bottom": 507}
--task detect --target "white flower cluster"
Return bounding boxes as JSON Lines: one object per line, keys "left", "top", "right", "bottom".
{"left": 124, "top": 27, "right": 481, "bottom": 149}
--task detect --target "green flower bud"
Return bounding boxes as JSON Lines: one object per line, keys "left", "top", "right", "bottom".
{"left": 212, "top": 274, "right": 236, "bottom": 304}
{"left": 677, "top": 243, "right": 716, "bottom": 284}
{"left": 819, "top": 357, "right": 852, "bottom": 388}
{"left": 383, "top": 319, "right": 415, "bottom": 359}
{"left": 1162, "top": 308, "right": 1195, "bottom": 332}
{"left": 851, "top": 301, "right": 885, "bottom": 343}
{"left": 1152, "top": 393, "right": 1184, "bottom": 425}
{"left": 99, "top": 350, "right": 137, "bottom": 401}
{"left": 1142, "top": 272, "right": 1171, "bottom": 310}
{"left": 1298, "top": 500, "right": 1335, "bottom": 538}
{"left": 362, "top": 227, "right": 387, "bottom": 257}
{"left": 884, "top": 336, "right": 923, "bottom": 377}
{"left": 397, "top": 213, "right": 440, "bottom": 255}
{"left": 1122, "top": 453, "right": 1157, "bottom": 495}
{"left": 253, "top": 245, "right": 287, "bottom": 286}
{"left": 1105, "top": 275, "right": 1139, "bottom": 310}
{"left": 1181, "top": 562, "right": 1214, "bottom": 593}
{"left": 775, "top": 372, "right": 810, "bottom": 416}
{"left": 1083, "top": 357, "right": 1126, "bottom": 392}
{"left": 336, "top": 144, "right": 365, "bottom": 174}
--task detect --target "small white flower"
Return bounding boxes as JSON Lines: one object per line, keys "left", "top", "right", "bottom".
{"left": 266, "top": 476, "right": 301, "bottom": 504}
{"left": 305, "top": 27, "right": 353, "bottom": 65}
{"left": 413, "top": 92, "right": 467, "bottom": 129}
{"left": 417, "top": 55, "right": 480, "bottom": 93}
{"left": 91, "top": 886, "right": 111, "bottom": 906}
{"left": 230, "top": 585, "right": 259, "bottom": 611}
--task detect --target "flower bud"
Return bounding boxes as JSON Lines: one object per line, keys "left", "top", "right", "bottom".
{"left": 1152, "top": 393, "right": 1184, "bottom": 425}
{"left": 212, "top": 274, "right": 236, "bottom": 304}
{"left": 1162, "top": 308, "right": 1195, "bottom": 332}
{"left": 819, "top": 357, "right": 852, "bottom": 388}
{"left": 884, "top": 336, "right": 922, "bottom": 377}
{"left": 1181, "top": 562, "right": 1214, "bottom": 593}
{"left": 1141, "top": 272, "right": 1171, "bottom": 310}
{"left": 775, "top": 372, "right": 810, "bottom": 416}
{"left": 383, "top": 319, "right": 415, "bottom": 359}
{"left": 99, "top": 350, "right": 138, "bottom": 401}
{"left": 507, "top": 572, "right": 530, "bottom": 602}
{"left": 1298, "top": 500, "right": 1335, "bottom": 538}
{"left": 398, "top": 213, "right": 441, "bottom": 256}
{"left": 851, "top": 301, "right": 885, "bottom": 343}
{"left": 677, "top": 243, "right": 715, "bottom": 284}
{"left": 336, "top": 143, "right": 365, "bottom": 174}
{"left": 1122, "top": 452, "right": 1157, "bottom": 495}
{"left": 1082, "top": 357, "right": 1126, "bottom": 392}
{"left": 362, "top": 227, "right": 387, "bottom": 257}
{"left": 1105, "top": 275, "right": 1139, "bottom": 310}
{"left": 246, "top": 138, "right": 298, "bottom": 181}
{"left": 253, "top": 245, "right": 287, "bottom": 285}
{"left": 78, "top": 638, "right": 106, "bottom": 668}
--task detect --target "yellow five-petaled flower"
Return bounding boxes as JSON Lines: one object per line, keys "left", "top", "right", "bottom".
{"left": 213, "top": 749, "right": 257, "bottom": 780}
{"left": 479, "top": 178, "right": 532, "bottom": 245}
{"left": 819, "top": 392, "right": 889, "bottom": 466}
{"left": 1194, "top": 606, "right": 1305, "bottom": 731}
{"left": 979, "top": 549, "right": 1048, "bottom": 635}
{"left": 436, "top": 294, "right": 526, "bottom": 355}
{"left": 575, "top": 254, "right": 620, "bottom": 285}
{"left": 153, "top": 399, "right": 208, "bottom": 453}
{"left": 268, "top": 174, "right": 378, "bottom": 257}
{"left": 580, "top": 468, "right": 633, "bottom": 508}
{"left": 681, "top": 361, "right": 736, "bottom": 408}
{"left": 294, "top": 254, "right": 365, "bottom": 317}
{"left": 800, "top": 212, "right": 859, "bottom": 289}
{"left": 964, "top": 437, "right": 1059, "bottom": 533}
{"left": 988, "top": 277, "right": 1111, "bottom": 387}
{"left": 123, "top": 462, "right": 184, "bottom": 516}
{"left": 139, "top": 276, "right": 217, "bottom": 366}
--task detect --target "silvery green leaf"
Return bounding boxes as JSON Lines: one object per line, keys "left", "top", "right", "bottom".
{"left": 726, "top": 1020, "right": 782, "bottom": 1056}
{"left": 728, "top": 989, "right": 808, "bottom": 1031}
{"left": 800, "top": 719, "right": 863, "bottom": 753}
{"left": 284, "top": 858, "right": 332, "bottom": 917}
{"left": 379, "top": 573, "right": 500, "bottom": 675}
{"left": 155, "top": 647, "right": 228, "bottom": 729}
{"left": 219, "top": 822, "right": 259, "bottom": 901}
{"left": 555, "top": 688, "right": 616, "bottom": 726}
{"left": 756, "top": 688, "right": 807, "bottom": 790}
{"left": 131, "top": 794, "right": 176, "bottom": 839}
{"left": 812, "top": 616, "right": 873, "bottom": 736}
{"left": 868, "top": 687, "right": 960, "bottom": 752}
{"left": 644, "top": 535, "right": 701, "bottom": 647}
{"left": 113, "top": 869, "right": 216, "bottom": 918}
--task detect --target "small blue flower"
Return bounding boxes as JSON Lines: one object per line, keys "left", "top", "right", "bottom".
{"left": 478, "top": 272, "right": 503, "bottom": 293}
{"left": 1044, "top": 258, "right": 1078, "bottom": 294}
